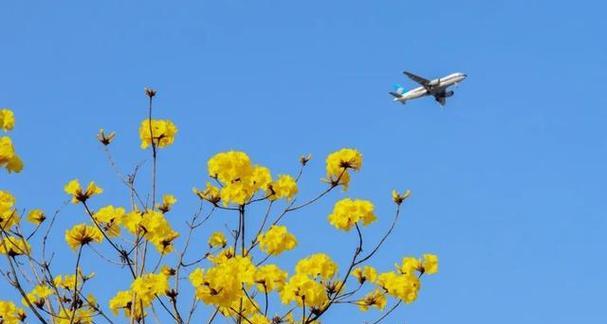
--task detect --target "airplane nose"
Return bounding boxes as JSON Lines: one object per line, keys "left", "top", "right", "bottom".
{"left": 462, "top": 73, "right": 468, "bottom": 78}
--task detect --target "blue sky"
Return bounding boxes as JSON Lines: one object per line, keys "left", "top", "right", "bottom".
{"left": 1, "top": 1, "right": 606, "bottom": 323}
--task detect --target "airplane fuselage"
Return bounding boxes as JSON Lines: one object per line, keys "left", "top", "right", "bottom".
{"left": 395, "top": 72, "right": 467, "bottom": 103}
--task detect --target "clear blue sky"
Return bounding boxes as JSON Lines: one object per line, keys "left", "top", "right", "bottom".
{"left": 1, "top": 1, "right": 606, "bottom": 323}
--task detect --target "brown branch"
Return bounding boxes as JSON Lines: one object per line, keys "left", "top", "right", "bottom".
{"left": 370, "top": 300, "right": 402, "bottom": 324}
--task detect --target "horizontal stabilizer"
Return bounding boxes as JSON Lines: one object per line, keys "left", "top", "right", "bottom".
{"left": 389, "top": 91, "right": 402, "bottom": 98}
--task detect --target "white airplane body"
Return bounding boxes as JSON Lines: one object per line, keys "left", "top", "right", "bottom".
{"left": 390, "top": 71, "right": 467, "bottom": 106}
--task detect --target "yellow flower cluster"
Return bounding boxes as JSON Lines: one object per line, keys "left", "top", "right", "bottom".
{"left": 0, "top": 300, "right": 26, "bottom": 324}
{"left": 208, "top": 231, "right": 227, "bottom": 248}
{"left": 325, "top": 148, "right": 362, "bottom": 189}
{"left": 52, "top": 270, "right": 94, "bottom": 292}
{"left": 139, "top": 119, "right": 177, "bottom": 149}
{"left": 56, "top": 308, "right": 94, "bottom": 324}
{"left": 0, "top": 109, "right": 23, "bottom": 173}
{"left": 357, "top": 289, "right": 387, "bottom": 311}
{"left": 189, "top": 255, "right": 256, "bottom": 308}
{"left": 0, "top": 109, "right": 15, "bottom": 131}
{"left": 53, "top": 273, "right": 83, "bottom": 291}
{"left": 258, "top": 225, "right": 297, "bottom": 255}
{"left": 109, "top": 291, "right": 142, "bottom": 320}
{"left": 156, "top": 194, "right": 177, "bottom": 213}
{"left": 64, "top": 179, "right": 103, "bottom": 204}
{"left": 376, "top": 271, "right": 420, "bottom": 304}
{"left": 352, "top": 266, "right": 378, "bottom": 284}
{"left": 0, "top": 236, "right": 31, "bottom": 256}
{"left": 328, "top": 198, "right": 376, "bottom": 231}
{"left": 23, "top": 284, "right": 53, "bottom": 308}
{"left": 399, "top": 254, "right": 439, "bottom": 275}
{"left": 207, "top": 151, "right": 274, "bottom": 205}
{"left": 295, "top": 253, "right": 338, "bottom": 279}
{"left": 280, "top": 273, "right": 328, "bottom": 308}
{"left": 254, "top": 264, "right": 288, "bottom": 292}
{"left": 267, "top": 175, "right": 298, "bottom": 201}
{"left": 0, "top": 107, "right": 439, "bottom": 323}
{"left": 0, "top": 190, "right": 19, "bottom": 230}
{"left": 248, "top": 314, "right": 271, "bottom": 324}
{"left": 26, "top": 209, "right": 45, "bottom": 225}
{"left": 279, "top": 254, "right": 342, "bottom": 309}
{"left": 208, "top": 247, "right": 235, "bottom": 265}
{"left": 93, "top": 205, "right": 125, "bottom": 237}
{"left": 65, "top": 224, "right": 104, "bottom": 250}
{"left": 123, "top": 210, "right": 179, "bottom": 254}
{"left": 109, "top": 273, "right": 169, "bottom": 320}
{"left": 193, "top": 182, "right": 222, "bottom": 204}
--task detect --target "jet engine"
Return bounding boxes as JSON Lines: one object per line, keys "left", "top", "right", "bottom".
{"left": 444, "top": 90, "right": 454, "bottom": 97}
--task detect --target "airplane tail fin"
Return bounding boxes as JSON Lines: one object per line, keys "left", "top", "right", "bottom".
{"left": 389, "top": 84, "right": 406, "bottom": 104}
{"left": 392, "top": 83, "right": 405, "bottom": 95}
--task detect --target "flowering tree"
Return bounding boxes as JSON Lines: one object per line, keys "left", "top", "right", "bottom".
{"left": 0, "top": 89, "right": 438, "bottom": 324}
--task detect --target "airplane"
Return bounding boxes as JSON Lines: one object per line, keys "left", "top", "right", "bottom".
{"left": 389, "top": 71, "right": 467, "bottom": 106}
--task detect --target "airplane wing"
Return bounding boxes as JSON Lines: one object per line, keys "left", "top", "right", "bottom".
{"left": 403, "top": 71, "right": 430, "bottom": 86}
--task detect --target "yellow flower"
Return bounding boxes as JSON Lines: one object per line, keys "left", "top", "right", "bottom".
{"left": 328, "top": 198, "right": 376, "bottom": 231}
{"left": 208, "top": 231, "right": 227, "bottom": 248}
{"left": 0, "top": 191, "right": 19, "bottom": 230}
{"left": 218, "top": 296, "right": 259, "bottom": 317}
{"left": 392, "top": 189, "right": 412, "bottom": 205}
{"left": 207, "top": 151, "right": 273, "bottom": 205}
{"left": 254, "top": 264, "right": 288, "bottom": 292}
{"left": 193, "top": 182, "right": 221, "bottom": 204}
{"left": 121, "top": 210, "right": 144, "bottom": 234}
{"left": 139, "top": 119, "right": 177, "bottom": 149}
{"left": 157, "top": 194, "right": 177, "bottom": 213}
{"left": 376, "top": 271, "right": 420, "bottom": 304}
{"left": 56, "top": 308, "right": 93, "bottom": 324}
{"left": 0, "top": 190, "right": 16, "bottom": 210}
{"left": 295, "top": 253, "right": 337, "bottom": 279}
{"left": 421, "top": 254, "right": 439, "bottom": 275}
{"left": 53, "top": 271, "right": 94, "bottom": 291}
{"left": 352, "top": 266, "right": 378, "bottom": 284}
{"left": 109, "top": 290, "right": 143, "bottom": 319}
{"left": 325, "top": 148, "right": 362, "bottom": 189}
{"left": 280, "top": 273, "right": 328, "bottom": 308}
{"left": 93, "top": 205, "right": 125, "bottom": 237}
{"left": 0, "top": 137, "right": 23, "bottom": 173}
{"left": 65, "top": 224, "right": 103, "bottom": 250}
{"left": 64, "top": 179, "right": 103, "bottom": 203}
{"left": 131, "top": 273, "right": 170, "bottom": 305}
{"left": 0, "top": 300, "right": 26, "bottom": 324}
{"left": 23, "top": 284, "right": 53, "bottom": 308}
{"left": 398, "top": 257, "right": 421, "bottom": 275}
{"left": 398, "top": 254, "right": 438, "bottom": 275}
{"left": 357, "top": 289, "right": 387, "bottom": 311}
{"left": 5, "top": 155, "right": 23, "bottom": 173}
{"left": 122, "top": 210, "right": 179, "bottom": 254}
{"left": 248, "top": 314, "right": 271, "bottom": 324}
{"left": 139, "top": 210, "right": 179, "bottom": 254}
{"left": 190, "top": 256, "right": 256, "bottom": 308}
{"left": 208, "top": 151, "right": 253, "bottom": 183}
{"left": 258, "top": 225, "right": 297, "bottom": 256}
{"left": 267, "top": 174, "right": 298, "bottom": 201}
{"left": 0, "top": 109, "right": 15, "bottom": 131}
{"left": 26, "top": 209, "right": 45, "bottom": 225}
{"left": 208, "top": 247, "right": 235, "bottom": 265}
{"left": 161, "top": 265, "right": 176, "bottom": 277}
{"left": 0, "top": 236, "right": 31, "bottom": 256}
{"left": 188, "top": 268, "right": 205, "bottom": 287}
